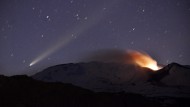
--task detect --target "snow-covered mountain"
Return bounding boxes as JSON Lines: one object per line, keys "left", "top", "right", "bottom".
{"left": 32, "top": 62, "right": 190, "bottom": 97}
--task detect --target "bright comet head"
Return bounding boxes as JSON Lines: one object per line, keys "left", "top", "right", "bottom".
{"left": 29, "top": 62, "right": 34, "bottom": 67}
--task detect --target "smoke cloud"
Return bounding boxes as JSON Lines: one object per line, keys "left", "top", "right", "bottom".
{"left": 81, "top": 49, "right": 161, "bottom": 70}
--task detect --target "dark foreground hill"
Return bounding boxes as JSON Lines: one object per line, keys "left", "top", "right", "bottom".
{"left": 0, "top": 75, "right": 190, "bottom": 107}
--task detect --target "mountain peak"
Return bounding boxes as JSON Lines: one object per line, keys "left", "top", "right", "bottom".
{"left": 149, "top": 62, "right": 190, "bottom": 80}
{"left": 167, "top": 62, "right": 183, "bottom": 68}
{"left": 154, "top": 62, "right": 190, "bottom": 87}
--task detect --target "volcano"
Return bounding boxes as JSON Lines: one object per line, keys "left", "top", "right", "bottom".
{"left": 33, "top": 62, "right": 190, "bottom": 97}
{"left": 1, "top": 62, "right": 190, "bottom": 107}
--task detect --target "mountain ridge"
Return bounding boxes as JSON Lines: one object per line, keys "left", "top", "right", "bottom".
{"left": 32, "top": 62, "right": 190, "bottom": 97}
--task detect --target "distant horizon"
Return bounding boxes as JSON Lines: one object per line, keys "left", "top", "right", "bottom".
{"left": 1, "top": 60, "right": 188, "bottom": 76}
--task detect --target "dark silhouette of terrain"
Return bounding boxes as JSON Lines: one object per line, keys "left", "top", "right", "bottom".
{"left": 0, "top": 74, "right": 190, "bottom": 107}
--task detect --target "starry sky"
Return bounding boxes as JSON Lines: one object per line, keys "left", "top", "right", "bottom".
{"left": 0, "top": 0, "right": 190, "bottom": 75}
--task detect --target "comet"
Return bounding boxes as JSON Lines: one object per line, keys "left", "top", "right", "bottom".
{"left": 29, "top": 36, "right": 72, "bottom": 67}
{"left": 29, "top": 0, "right": 118, "bottom": 66}
{"left": 29, "top": 63, "right": 33, "bottom": 67}
{"left": 127, "top": 50, "right": 162, "bottom": 71}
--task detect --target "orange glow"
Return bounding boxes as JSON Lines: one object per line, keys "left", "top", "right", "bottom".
{"left": 127, "top": 51, "right": 161, "bottom": 71}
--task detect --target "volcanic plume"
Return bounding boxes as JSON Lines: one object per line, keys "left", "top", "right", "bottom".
{"left": 126, "top": 50, "right": 162, "bottom": 71}
{"left": 83, "top": 49, "right": 162, "bottom": 71}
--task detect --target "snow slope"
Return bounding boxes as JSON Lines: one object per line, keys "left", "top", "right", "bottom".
{"left": 32, "top": 62, "right": 190, "bottom": 97}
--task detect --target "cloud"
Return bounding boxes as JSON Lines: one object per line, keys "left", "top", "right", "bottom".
{"left": 81, "top": 49, "right": 162, "bottom": 70}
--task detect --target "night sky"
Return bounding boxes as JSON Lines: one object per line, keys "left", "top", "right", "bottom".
{"left": 0, "top": 0, "right": 190, "bottom": 75}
